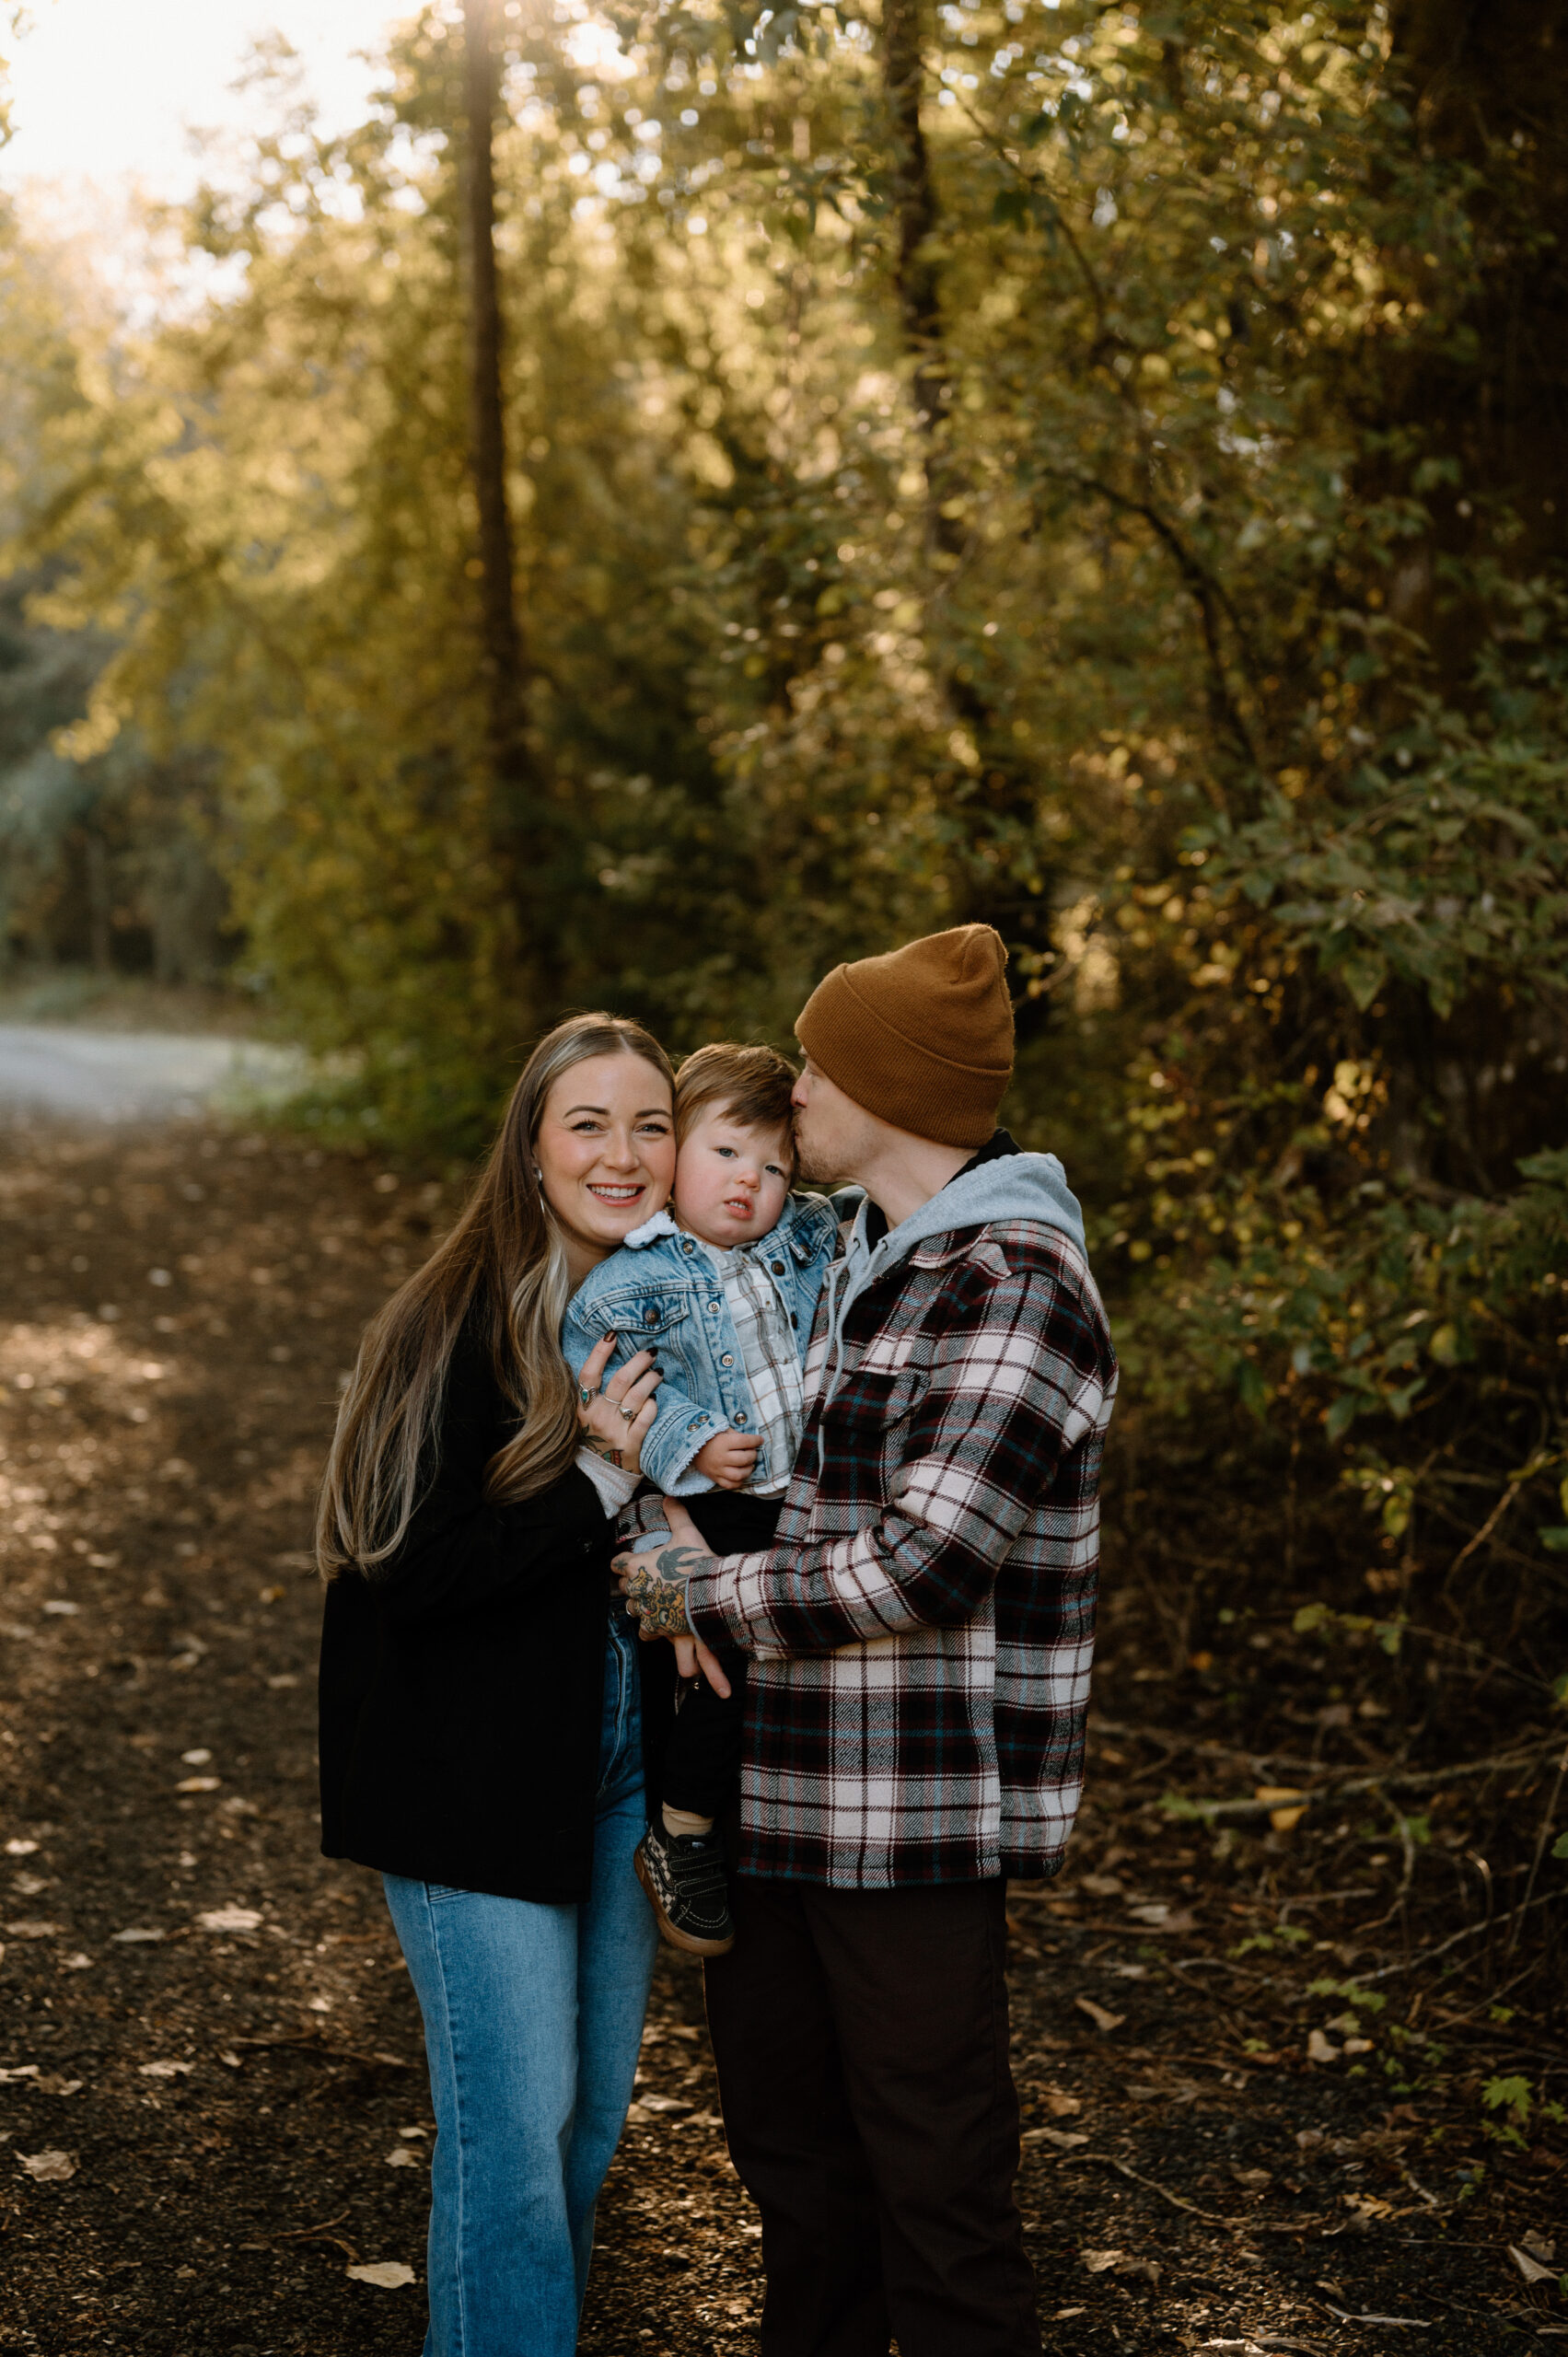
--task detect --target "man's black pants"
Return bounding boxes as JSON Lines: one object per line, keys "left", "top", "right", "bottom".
{"left": 703, "top": 1875, "right": 1040, "bottom": 2357}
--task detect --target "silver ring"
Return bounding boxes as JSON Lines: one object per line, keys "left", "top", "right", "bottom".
{"left": 619, "top": 1403, "right": 636, "bottom": 1424}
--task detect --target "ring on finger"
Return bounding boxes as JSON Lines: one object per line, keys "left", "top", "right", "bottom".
{"left": 578, "top": 1385, "right": 594, "bottom": 1409}
{"left": 619, "top": 1403, "right": 636, "bottom": 1424}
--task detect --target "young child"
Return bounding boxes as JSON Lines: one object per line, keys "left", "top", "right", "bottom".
{"left": 563, "top": 1043, "right": 841, "bottom": 1955}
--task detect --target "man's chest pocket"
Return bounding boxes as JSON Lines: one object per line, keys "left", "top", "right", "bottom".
{"left": 818, "top": 1364, "right": 927, "bottom": 1496}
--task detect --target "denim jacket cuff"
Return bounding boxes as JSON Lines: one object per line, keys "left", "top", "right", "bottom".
{"left": 643, "top": 1404, "right": 723, "bottom": 1496}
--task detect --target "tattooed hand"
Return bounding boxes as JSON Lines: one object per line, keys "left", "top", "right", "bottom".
{"left": 617, "top": 1543, "right": 717, "bottom": 1640}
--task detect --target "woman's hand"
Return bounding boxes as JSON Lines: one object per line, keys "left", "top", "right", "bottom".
{"left": 575, "top": 1332, "right": 661, "bottom": 1479}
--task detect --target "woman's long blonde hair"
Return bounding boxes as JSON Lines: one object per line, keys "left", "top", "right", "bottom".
{"left": 316, "top": 1013, "right": 675, "bottom": 1578}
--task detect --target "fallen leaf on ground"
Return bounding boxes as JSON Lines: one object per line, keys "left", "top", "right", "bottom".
{"left": 1126, "top": 1903, "right": 1198, "bottom": 1932}
{"left": 1074, "top": 1997, "right": 1124, "bottom": 2034}
{"left": 17, "top": 2150, "right": 75, "bottom": 2181}
{"left": 347, "top": 2260, "right": 415, "bottom": 2288}
{"left": 1044, "top": 2091, "right": 1081, "bottom": 2117}
{"left": 3, "top": 1840, "right": 39, "bottom": 1856}
{"left": 35, "top": 2077, "right": 83, "bottom": 2096}
{"left": 139, "top": 2061, "right": 194, "bottom": 2079}
{"left": 1307, "top": 2029, "right": 1340, "bottom": 2064}
{"left": 0, "top": 2067, "right": 39, "bottom": 2083}
{"left": 196, "top": 1908, "right": 262, "bottom": 1933}
{"left": 1080, "top": 2247, "right": 1124, "bottom": 2272}
{"left": 6, "top": 1921, "right": 62, "bottom": 1940}
{"left": 1509, "top": 2244, "right": 1559, "bottom": 2285}
{"left": 1024, "top": 2127, "right": 1090, "bottom": 2149}
{"left": 110, "top": 1927, "right": 165, "bottom": 1945}
{"left": 386, "top": 2148, "right": 420, "bottom": 2167}
{"left": 629, "top": 2092, "right": 691, "bottom": 2115}
{"left": 1323, "top": 2307, "right": 1430, "bottom": 2330}
{"left": 175, "top": 1777, "right": 221, "bottom": 1794}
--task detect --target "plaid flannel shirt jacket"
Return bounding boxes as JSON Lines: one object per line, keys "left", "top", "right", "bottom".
{"left": 683, "top": 1201, "right": 1117, "bottom": 1887}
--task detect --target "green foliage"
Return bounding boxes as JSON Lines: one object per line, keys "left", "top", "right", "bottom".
{"left": 1, "top": 2, "right": 1563, "bottom": 1607}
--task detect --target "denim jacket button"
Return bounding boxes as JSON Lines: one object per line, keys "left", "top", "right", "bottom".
{"left": 733, "top": 1411, "right": 748, "bottom": 1426}
{"left": 771, "top": 1260, "right": 785, "bottom": 1275}
{"left": 681, "top": 1238, "right": 694, "bottom": 1253}
{"left": 720, "top": 1353, "right": 734, "bottom": 1366}
{"left": 707, "top": 1300, "right": 720, "bottom": 1313}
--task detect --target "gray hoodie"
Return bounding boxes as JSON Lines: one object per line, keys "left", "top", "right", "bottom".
{"left": 815, "top": 1150, "right": 1087, "bottom": 1436}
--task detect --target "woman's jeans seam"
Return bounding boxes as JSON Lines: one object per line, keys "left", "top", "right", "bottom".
{"left": 420, "top": 1881, "right": 469, "bottom": 2357}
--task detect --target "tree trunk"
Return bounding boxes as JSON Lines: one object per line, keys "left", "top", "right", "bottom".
{"left": 83, "top": 830, "right": 111, "bottom": 974}
{"left": 880, "top": 0, "right": 1055, "bottom": 1000}
{"left": 459, "top": 0, "right": 532, "bottom": 805}
{"left": 882, "top": 0, "right": 963, "bottom": 566}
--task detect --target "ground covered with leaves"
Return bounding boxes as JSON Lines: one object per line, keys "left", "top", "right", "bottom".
{"left": 0, "top": 1115, "right": 1562, "bottom": 2354}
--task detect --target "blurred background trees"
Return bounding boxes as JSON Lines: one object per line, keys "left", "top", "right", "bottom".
{"left": 2, "top": 2, "right": 1565, "bottom": 1667}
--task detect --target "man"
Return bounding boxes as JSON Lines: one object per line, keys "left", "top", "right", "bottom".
{"left": 618, "top": 923, "right": 1117, "bottom": 2357}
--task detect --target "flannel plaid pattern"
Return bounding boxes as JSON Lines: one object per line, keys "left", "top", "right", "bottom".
{"left": 684, "top": 1218, "right": 1117, "bottom": 1887}
{"left": 706, "top": 1241, "right": 806, "bottom": 1499}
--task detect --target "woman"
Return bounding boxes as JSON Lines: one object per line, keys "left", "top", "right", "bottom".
{"left": 317, "top": 1012, "right": 681, "bottom": 2357}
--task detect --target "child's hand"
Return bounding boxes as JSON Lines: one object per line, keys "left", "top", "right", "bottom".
{"left": 693, "top": 1430, "right": 761, "bottom": 1490}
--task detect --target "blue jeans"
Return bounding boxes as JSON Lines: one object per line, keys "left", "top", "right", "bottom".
{"left": 384, "top": 1613, "right": 658, "bottom": 2357}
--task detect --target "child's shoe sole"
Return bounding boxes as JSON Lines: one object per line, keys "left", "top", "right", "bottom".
{"left": 634, "top": 1841, "right": 736, "bottom": 1957}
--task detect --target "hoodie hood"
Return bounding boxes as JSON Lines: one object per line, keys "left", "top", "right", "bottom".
{"left": 814, "top": 1153, "right": 1086, "bottom": 1450}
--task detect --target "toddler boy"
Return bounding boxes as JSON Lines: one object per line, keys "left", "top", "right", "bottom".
{"left": 563, "top": 1043, "right": 840, "bottom": 1953}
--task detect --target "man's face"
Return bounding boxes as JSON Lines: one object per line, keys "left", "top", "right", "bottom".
{"left": 791, "top": 1057, "right": 879, "bottom": 1185}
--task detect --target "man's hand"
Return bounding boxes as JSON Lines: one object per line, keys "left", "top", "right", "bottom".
{"left": 693, "top": 1429, "right": 761, "bottom": 1490}
{"left": 621, "top": 1554, "right": 696, "bottom": 1640}
{"left": 615, "top": 1499, "right": 730, "bottom": 1696}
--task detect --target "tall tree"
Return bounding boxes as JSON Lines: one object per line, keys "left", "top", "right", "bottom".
{"left": 459, "top": 0, "right": 548, "bottom": 975}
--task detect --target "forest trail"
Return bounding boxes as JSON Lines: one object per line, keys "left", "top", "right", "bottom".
{"left": 0, "top": 1026, "right": 301, "bottom": 1122}
{"left": 0, "top": 1117, "right": 1558, "bottom": 2354}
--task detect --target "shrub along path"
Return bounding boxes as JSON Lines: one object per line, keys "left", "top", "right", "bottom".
{"left": 0, "top": 1118, "right": 1561, "bottom": 2353}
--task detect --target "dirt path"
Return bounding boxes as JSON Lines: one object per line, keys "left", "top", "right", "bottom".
{"left": 0, "top": 1025, "right": 299, "bottom": 1122}
{"left": 0, "top": 1117, "right": 1559, "bottom": 2353}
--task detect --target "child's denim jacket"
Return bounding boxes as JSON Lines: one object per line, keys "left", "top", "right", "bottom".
{"left": 562, "top": 1190, "right": 843, "bottom": 1496}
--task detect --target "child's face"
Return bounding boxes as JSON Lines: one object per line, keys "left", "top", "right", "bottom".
{"left": 673, "top": 1108, "right": 793, "bottom": 1248}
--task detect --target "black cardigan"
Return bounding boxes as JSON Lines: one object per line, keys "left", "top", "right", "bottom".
{"left": 318, "top": 1328, "right": 675, "bottom": 1905}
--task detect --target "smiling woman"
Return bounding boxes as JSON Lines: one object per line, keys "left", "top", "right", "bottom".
{"left": 314, "top": 1010, "right": 682, "bottom": 2357}
{"left": 534, "top": 1055, "right": 679, "bottom": 1283}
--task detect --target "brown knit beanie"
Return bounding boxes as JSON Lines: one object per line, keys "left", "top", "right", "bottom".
{"left": 795, "top": 924, "right": 1014, "bottom": 1149}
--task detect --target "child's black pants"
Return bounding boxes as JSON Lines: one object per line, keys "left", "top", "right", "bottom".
{"left": 657, "top": 1489, "right": 779, "bottom": 1822}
